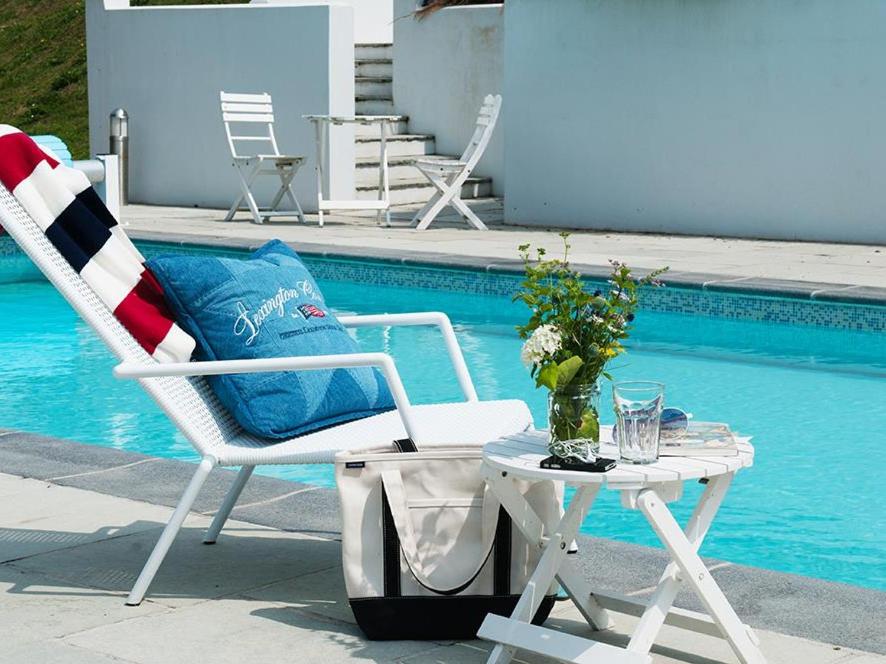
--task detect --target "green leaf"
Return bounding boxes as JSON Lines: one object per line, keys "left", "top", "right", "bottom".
{"left": 576, "top": 409, "right": 600, "bottom": 442}
{"left": 556, "top": 356, "right": 584, "bottom": 388}
{"left": 536, "top": 362, "right": 559, "bottom": 391}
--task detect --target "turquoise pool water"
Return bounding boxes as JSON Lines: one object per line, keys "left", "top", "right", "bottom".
{"left": 0, "top": 242, "right": 884, "bottom": 591}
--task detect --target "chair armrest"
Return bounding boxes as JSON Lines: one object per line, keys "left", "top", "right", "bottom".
{"left": 113, "top": 352, "right": 421, "bottom": 442}
{"left": 336, "top": 312, "right": 479, "bottom": 402}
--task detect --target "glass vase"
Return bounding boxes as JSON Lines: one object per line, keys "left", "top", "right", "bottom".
{"left": 547, "top": 382, "right": 601, "bottom": 461}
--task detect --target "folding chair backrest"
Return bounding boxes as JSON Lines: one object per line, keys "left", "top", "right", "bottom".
{"left": 0, "top": 183, "right": 252, "bottom": 458}
{"left": 460, "top": 94, "right": 502, "bottom": 171}
{"left": 220, "top": 91, "right": 282, "bottom": 159}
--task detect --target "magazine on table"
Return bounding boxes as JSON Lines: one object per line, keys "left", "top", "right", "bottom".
{"left": 659, "top": 421, "right": 740, "bottom": 457}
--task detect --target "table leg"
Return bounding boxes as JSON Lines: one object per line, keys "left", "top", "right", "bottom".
{"left": 314, "top": 120, "right": 326, "bottom": 228}
{"left": 637, "top": 487, "right": 767, "bottom": 664}
{"left": 627, "top": 473, "right": 733, "bottom": 654}
{"left": 485, "top": 484, "right": 600, "bottom": 664}
{"left": 376, "top": 120, "right": 391, "bottom": 227}
{"left": 484, "top": 469, "right": 612, "bottom": 630}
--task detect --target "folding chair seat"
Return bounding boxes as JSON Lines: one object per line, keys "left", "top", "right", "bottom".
{"left": 220, "top": 91, "right": 307, "bottom": 225}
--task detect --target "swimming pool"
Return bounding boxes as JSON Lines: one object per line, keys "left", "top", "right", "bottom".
{"left": 0, "top": 239, "right": 884, "bottom": 591}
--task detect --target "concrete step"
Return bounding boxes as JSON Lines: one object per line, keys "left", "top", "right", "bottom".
{"left": 355, "top": 76, "right": 392, "bottom": 99}
{"left": 354, "top": 117, "right": 409, "bottom": 138}
{"left": 355, "top": 154, "right": 459, "bottom": 185}
{"left": 355, "top": 98, "right": 396, "bottom": 115}
{"left": 355, "top": 43, "right": 392, "bottom": 60}
{"left": 356, "top": 175, "right": 492, "bottom": 205}
{"left": 355, "top": 134, "right": 435, "bottom": 159}
{"left": 355, "top": 59, "right": 392, "bottom": 78}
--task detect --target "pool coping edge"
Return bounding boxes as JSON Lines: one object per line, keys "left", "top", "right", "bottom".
{"left": 128, "top": 230, "right": 886, "bottom": 307}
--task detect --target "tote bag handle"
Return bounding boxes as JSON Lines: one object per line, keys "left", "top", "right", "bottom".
{"left": 380, "top": 468, "right": 502, "bottom": 596}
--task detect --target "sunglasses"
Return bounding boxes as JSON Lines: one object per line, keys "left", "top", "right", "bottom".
{"left": 660, "top": 407, "right": 692, "bottom": 437}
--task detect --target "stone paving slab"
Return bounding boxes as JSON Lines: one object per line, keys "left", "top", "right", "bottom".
{"left": 9, "top": 516, "right": 338, "bottom": 611}
{"left": 121, "top": 202, "right": 886, "bottom": 295}
{"left": 1, "top": 473, "right": 883, "bottom": 663}
{"left": 0, "top": 430, "right": 342, "bottom": 538}
{"left": 0, "top": 476, "right": 175, "bottom": 563}
{"left": 0, "top": 564, "right": 166, "bottom": 650}
{"left": 2, "top": 432, "right": 885, "bottom": 656}
{"left": 0, "top": 466, "right": 886, "bottom": 664}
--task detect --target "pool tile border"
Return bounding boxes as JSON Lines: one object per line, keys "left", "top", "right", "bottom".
{"left": 127, "top": 233, "right": 886, "bottom": 333}
{"left": 3, "top": 233, "right": 885, "bottom": 332}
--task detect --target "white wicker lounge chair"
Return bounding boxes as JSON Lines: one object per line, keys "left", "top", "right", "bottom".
{"left": 0, "top": 182, "right": 533, "bottom": 606}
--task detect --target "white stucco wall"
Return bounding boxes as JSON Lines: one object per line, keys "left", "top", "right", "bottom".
{"left": 86, "top": 0, "right": 354, "bottom": 210}
{"left": 393, "top": 0, "right": 504, "bottom": 195}
{"left": 252, "top": 0, "right": 392, "bottom": 44}
{"left": 504, "top": 0, "right": 886, "bottom": 244}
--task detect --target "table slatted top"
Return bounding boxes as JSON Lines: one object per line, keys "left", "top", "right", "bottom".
{"left": 483, "top": 428, "right": 754, "bottom": 487}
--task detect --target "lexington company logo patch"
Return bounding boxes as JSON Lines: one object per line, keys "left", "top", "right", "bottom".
{"left": 297, "top": 303, "right": 326, "bottom": 320}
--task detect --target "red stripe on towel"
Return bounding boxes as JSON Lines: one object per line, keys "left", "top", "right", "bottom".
{"left": 113, "top": 269, "right": 177, "bottom": 356}
{"left": 0, "top": 132, "right": 59, "bottom": 192}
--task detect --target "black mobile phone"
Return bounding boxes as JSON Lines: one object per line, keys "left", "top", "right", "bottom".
{"left": 540, "top": 455, "right": 617, "bottom": 473}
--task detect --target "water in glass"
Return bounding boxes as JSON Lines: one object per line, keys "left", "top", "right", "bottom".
{"left": 613, "top": 381, "right": 664, "bottom": 464}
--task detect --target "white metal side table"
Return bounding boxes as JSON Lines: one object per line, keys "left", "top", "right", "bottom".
{"left": 478, "top": 429, "right": 766, "bottom": 664}
{"left": 303, "top": 115, "right": 402, "bottom": 228}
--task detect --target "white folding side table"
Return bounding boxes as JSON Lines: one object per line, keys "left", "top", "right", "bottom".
{"left": 303, "top": 115, "right": 402, "bottom": 228}
{"left": 478, "top": 429, "right": 766, "bottom": 664}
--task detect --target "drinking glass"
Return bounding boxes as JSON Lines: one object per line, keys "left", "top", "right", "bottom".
{"left": 613, "top": 381, "right": 664, "bottom": 464}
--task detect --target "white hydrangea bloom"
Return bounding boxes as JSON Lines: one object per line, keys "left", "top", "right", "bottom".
{"left": 521, "top": 324, "right": 561, "bottom": 366}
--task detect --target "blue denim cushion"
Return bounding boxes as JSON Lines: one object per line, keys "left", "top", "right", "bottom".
{"left": 147, "top": 240, "right": 395, "bottom": 439}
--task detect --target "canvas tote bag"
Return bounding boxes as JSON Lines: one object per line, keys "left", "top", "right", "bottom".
{"left": 335, "top": 440, "right": 562, "bottom": 640}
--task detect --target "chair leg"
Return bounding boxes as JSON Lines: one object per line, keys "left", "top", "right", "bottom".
{"left": 414, "top": 190, "right": 455, "bottom": 231}
{"left": 450, "top": 196, "right": 488, "bottom": 230}
{"left": 203, "top": 465, "right": 255, "bottom": 545}
{"left": 237, "top": 163, "right": 263, "bottom": 225}
{"left": 410, "top": 191, "right": 442, "bottom": 227}
{"left": 224, "top": 192, "right": 244, "bottom": 222}
{"left": 282, "top": 165, "right": 307, "bottom": 224}
{"left": 126, "top": 457, "right": 215, "bottom": 606}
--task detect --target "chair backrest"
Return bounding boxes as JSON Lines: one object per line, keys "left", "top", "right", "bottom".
{"left": 460, "top": 94, "right": 502, "bottom": 170}
{"left": 31, "top": 135, "right": 74, "bottom": 166}
{"left": 220, "top": 91, "right": 282, "bottom": 159}
{"left": 0, "top": 183, "right": 251, "bottom": 458}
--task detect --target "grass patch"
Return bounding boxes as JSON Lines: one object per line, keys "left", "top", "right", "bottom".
{"left": 0, "top": 0, "right": 245, "bottom": 159}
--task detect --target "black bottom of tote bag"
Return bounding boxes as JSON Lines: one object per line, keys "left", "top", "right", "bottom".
{"left": 350, "top": 488, "right": 556, "bottom": 640}
{"left": 350, "top": 594, "right": 557, "bottom": 641}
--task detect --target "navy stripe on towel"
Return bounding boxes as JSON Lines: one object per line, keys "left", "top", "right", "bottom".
{"left": 45, "top": 194, "right": 112, "bottom": 272}
{"left": 78, "top": 187, "right": 119, "bottom": 229}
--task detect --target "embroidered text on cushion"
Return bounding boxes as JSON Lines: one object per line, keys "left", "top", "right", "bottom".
{"left": 147, "top": 240, "right": 396, "bottom": 439}
{"left": 0, "top": 126, "right": 195, "bottom": 363}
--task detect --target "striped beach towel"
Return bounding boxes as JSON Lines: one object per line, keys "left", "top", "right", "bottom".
{"left": 0, "top": 126, "right": 195, "bottom": 363}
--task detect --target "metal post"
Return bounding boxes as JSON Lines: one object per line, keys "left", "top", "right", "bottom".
{"left": 109, "top": 108, "right": 129, "bottom": 205}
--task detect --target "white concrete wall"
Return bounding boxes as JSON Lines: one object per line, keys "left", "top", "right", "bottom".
{"left": 393, "top": 0, "right": 504, "bottom": 195}
{"left": 86, "top": 0, "right": 354, "bottom": 210}
{"left": 252, "top": 0, "right": 392, "bottom": 44}
{"left": 504, "top": 0, "right": 886, "bottom": 244}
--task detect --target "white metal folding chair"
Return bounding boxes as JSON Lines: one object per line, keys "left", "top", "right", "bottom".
{"left": 220, "top": 91, "right": 306, "bottom": 225}
{"left": 411, "top": 94, "right": 502, "bottom": 231}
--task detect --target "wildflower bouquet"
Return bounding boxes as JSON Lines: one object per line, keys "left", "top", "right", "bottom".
{"left": 514, "top": 234, "right": 667, "bottom": 460}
